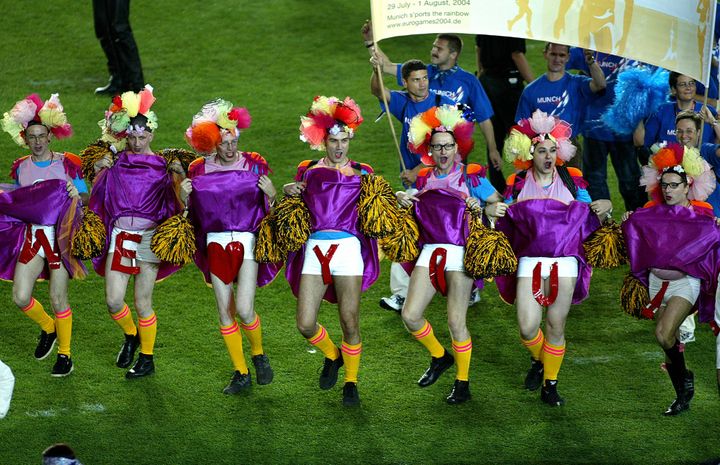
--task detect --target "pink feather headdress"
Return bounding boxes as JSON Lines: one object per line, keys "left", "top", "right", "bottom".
{"left": 185, "top": 98, "right": 251, "bottom": 154}
{"left": 299, "top": 96, "right": 363, "bottom": 151}
{"left": 1, "top": 93, "right": 73, "bottom": 147}
{"left": 502, "top": 110, "right": 576, "bottom": 170}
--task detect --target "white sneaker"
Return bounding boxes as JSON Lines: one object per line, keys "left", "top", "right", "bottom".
{"left": 379, "top": 294, "right": 405, "bottom": 312}
{"left": 468, "top": 288, "right": 481, "bottom": 306}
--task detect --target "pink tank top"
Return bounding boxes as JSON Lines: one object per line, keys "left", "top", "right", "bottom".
{"left": 421, "top": 164, "right": 469, "bottom": 197}
{"left": 17, "top": 154, "right": 69, "bottom": 187}
{"left": 517, "top": 168, "right": 574, "bottom": 204}
{"left": 204, "top": 155, "right": 249, "bottom": 174}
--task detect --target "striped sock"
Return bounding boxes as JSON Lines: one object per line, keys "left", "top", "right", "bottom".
{"left": 341, "top": 341, "right": 362, "bottom": 383}
{"left": 55, "top": 308, "right": 73, "bottom": 356}
{"left": 307, "top": 325, "right": 340, "bottom": 360}
{"left": 21, "top": 298, "right": 55, "bottom": 334}
{"left": 541, "top": 341, "right": 566, "bottom": 381}
{"left": 521, "top": 328, "right": 544, "bottom": 362}
{"left": 110, "top": 304, "right": 137, "bottom": 336}
{"left": 221, "top": 322, "right": 248, "bottom": 374}
{"left": 411, "top": 320, "right": 445, "bottom": 358}
{"left": 452, "top": 338, "right": 472, "bottom": 381}
{"left": 137, "top": 312, "right": 157, "bottom": 356}
{"left": 241, "top": 314, "right": 264, "bottom": 356}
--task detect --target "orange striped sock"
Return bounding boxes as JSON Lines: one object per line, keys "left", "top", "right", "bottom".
{"left": 240, "top": 314, "right": 264, "bottom": 356}
{"left": 541, "top": 341, "right": 566, "bottom": 381}
{"left": 221, "top": 322, "right": 248, "bottom": 374}
{"left": 452, "top": 338, "right": 472, "bottom": 381}
{"left": 307, "top": 325, "right": 340, "bottom": 360}
{"left": 137, "top": 312, "right": 157, "bottom": 355}
{"left": 341, "top": 341, "right": 362, "bottom": 383}
{"left": 411, "top": 320, "right": 445, "bottom": 358}
{"left": 21, "top": 298, "right": 55, "bottom": 334}
{"left": 55, "top": 308, "right": 72, "bottom": 356}
{"left": 110, "top": 304, "right": 137, "bottom": 336}
{"left": 521, "top": 328, "right": 544, "bottom": 361}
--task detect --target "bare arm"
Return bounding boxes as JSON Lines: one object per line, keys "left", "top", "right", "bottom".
{"left": 511, "top": 51, "right": 535, "bottom": 83}
{"left": 478, "top": 119, "right": 502, "bottom": 169}
{"left": 585, "top": 50, "right": 607, "bottom": 93}
{"left": 370, "top": 60, "right": 391, "bottom": 101}
{"left": 361, "top": 20, "right": 399, "bottom": 77}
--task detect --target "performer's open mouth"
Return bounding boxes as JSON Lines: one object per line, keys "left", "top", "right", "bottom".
{"left": 544, "top": 161, "right": 552, "bottom": 169}
{"left": 439, "top": 156, "right": 448, "bottom": 164}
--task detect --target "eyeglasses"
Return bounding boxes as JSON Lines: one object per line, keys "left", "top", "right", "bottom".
{"left": 429, "top": 143, "right": 456, "bottom": 152}
{"left": 676, "top": 81, "right": 696, "bottom": 89}
{"left": 25, "top": 134, "right": 48, "bottom": 143}
{"left": 660, "top": 182, "right": 684, "bottom": 190}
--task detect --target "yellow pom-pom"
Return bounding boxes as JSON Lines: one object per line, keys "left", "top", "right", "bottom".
{"left": 121, "top": 91, "right": 141, "bottom": 118}
{"left": 681, "top": 146, "right": 704, "bottom": 177}
{"left": 79, "top": 140, "right": 113, "bottom": 184}
{"left": 158, "top": 148, "right": 197, "bottom": 172}
{"left": 358, "top": 174, "right": 400, "bottom": 238}
{"left": 435, "top": 105, "right": 463, "bottom": 130}
{"left": 503, "top": 129, "right": 532, "bottom": 164}
{"left": 274, "top": 195, "right": 311, "bottom": 253}
{"left": 150, "top": 213, "right": 196, "bottom": 265}
{"left": 583, "top": 220, "right": 627, "bottom": 269}
{"left": 408, "top": 116, "right": 432, "bottom": 147}
{"left": 620, "top": 273, "right": 651, "bottom": 319}
{"left": 71, "top": 208, "right": 107, "bottom": 259}
{"left": 464, "top": 212, "right": 517, "bottom": 279}
{"left": 254, "top": 212, "right": 286, "bottom": 263}
{"left": 379, "top": 206, "right": 420, "bottom": 262}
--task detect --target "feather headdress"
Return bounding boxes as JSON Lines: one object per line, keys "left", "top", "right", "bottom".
{"left": 98, "top": 84, "right": 157, "bottom": 150}
{"left": 640, "top": 142, "right": 715, "bottom": 202}
{"left": 1, "top": 93, "right": 73, "bottom": 147}
{"left": 406, "top": 104, "right": 474, "bottom": 166}
{"left": 299, "top": 96, "right": 363, "bottom": 150}
{"left": 503, "top": 109, "right": 576, "bottom": 170}
{"left": 185, "top": 99, "right": 251, "bottom": 154}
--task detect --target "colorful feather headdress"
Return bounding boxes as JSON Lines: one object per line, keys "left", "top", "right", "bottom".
{"left": 640, "top": 142, "right": 715, "bottom": 202}
{"left": 299, "top": 96, "right": 363, "bottom": 151}
{"left": 407, "top": 104, "right": 474, "bottom": 166}
{"left": 185, "top": 99, "right": 251, "bottom": 154}
{"left": 99, "top": 84, "right": 157, "bottom": 150}
{"left": 503, "top": 109, "right": 576, "bottom": 170}
{"left": 1, "top": 93, "right": 73, "bottom": 147}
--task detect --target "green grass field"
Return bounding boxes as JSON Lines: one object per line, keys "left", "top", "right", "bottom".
{"left": 0, "top": 1, "right": 718, "bottom": 464}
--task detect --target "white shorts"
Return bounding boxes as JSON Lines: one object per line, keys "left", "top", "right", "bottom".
{"left": 648, "top": 273, "right": 700, "bottom": 307}
{"left": 302, "top": 237, "right": 363, "bottom": 276}
{"left": 415, "top": 244, "right": 465, "bottom": 272}
{"left": 207, "top": 231, "right": 255, "bottom": 259}
{"left": 109, "top": 227, "right": 160, "bottom": 264}
{"left": 28, "top": 225, "right": 56, "bottom": 259}
{"left": 517, "top": 257, "right": 578, "bottom": 278}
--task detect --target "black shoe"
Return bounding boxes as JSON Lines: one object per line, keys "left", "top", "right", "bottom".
{"left": 342, "top": 382, "right": 361, "bottom": 406}
{"left": 51, "top": 354, "right": 73, "bottom": 377}
{"left": 319, "top": 353, "right": 344, "bottom": 390}
{"left": 446, "top": 380, "right": 471, "bottom": 404}
{"left": 540, "top": 379, "right": 565, "bottom": 406}
{"left": 125, "top": 353, "right": 154, "bottom": 379}
{"left": 663, "top": 397, "right": 690, "bottom": 416}
{"left": 116, "top": 333, "right": 140, "bottom": 368}
{"left": 663, "top": 365, "right": 692, "bottom": 416}
{"left": 95, "top": 76, "right": 122, "bottom": 95}
{"left": 35, "top": 330, "right": 57, "bottom": 360}
{"left": 252, "top": 354, "right": 274, "bottom": 385}
{"left": 418, "top": 350, "right": 454, "bottom": 387}
{"left": 222, "top": 370, "right": 252, "bottom": 395}
{"left": 524, "top": 358, "right": 544, "bottom": 391}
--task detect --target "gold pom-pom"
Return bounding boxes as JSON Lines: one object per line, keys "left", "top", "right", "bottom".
{"left": 464, "top": 212, "right": 518, "bottom": 279}
{"left": 358, "top": 174, "right": 401, "bottom": 238}
{"left": 620, "top": 273, "right": 651, "bottom": 319}
{"left": 150, "top": 212, "right": 196, "bottom": 265}
{"left": 254, "top": 212, "right": 286, "bottom": 263}
{"left": 79, "top": 140, "right": 113, "bottom": 184}
{"left": 71, "top": 208, "right": 107, "bottom": 259}
{"left": 583, "top": 219, "right": 627, "bottom": 269}
{"left": 158, "top": 148, "right": 197, "bottom": 173}
{"left": 275, "top": 195, "right": 311, "bottom": 253}
{"left": 379, "top": 206, "right": 420, "bottom": 262}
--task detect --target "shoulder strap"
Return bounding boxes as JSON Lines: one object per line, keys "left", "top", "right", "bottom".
{"left": 556, "top": 165, "right": 578, "bottom": 199}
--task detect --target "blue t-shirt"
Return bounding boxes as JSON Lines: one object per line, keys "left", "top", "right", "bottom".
{"left": 515, "top": 73, "right": 595, "bottom": 135}
{"left": 16, "top": 158, "right": 89, "bottom": 194}
{"left": 644, "top": 101, "right": 717, "bottom": 146}
{"left": 395, "top": 64, "right": 494, "bottom": 123}
{"left": 700, "top": 142, "right": 720, "bottom": 216}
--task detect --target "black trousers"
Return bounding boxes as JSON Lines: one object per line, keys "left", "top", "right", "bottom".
{"left": 93, "top": 0, "right": 144, "bottom": 91}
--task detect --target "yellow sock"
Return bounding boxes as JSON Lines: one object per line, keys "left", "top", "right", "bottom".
{"left": 241, "top": 314, "right": 264, "bottom": 356}
{"left": 55, "top": 308, "right": 72, "bottom": 356}
{"left": 541, "top": 340, "right": 566, "bottom": 381}
{"left": 21, "top": 298, "right": 55, "bottom": 334}
{"left": 110, "top": 304, "right": 137, "bottom": 336}
{"left": 452, "top": 338, "right": 472, "bottom": 381}
{"left": 521, "top": 328, "right": 544, "bottom": 361}
{"left": 411, "top": 320, "right": 445, "bottom": 358}
{"left": 137, "top": 312, "right": 157, "bottom": 355}
{"left": 221, "top": 322, "right": 249, "bottom": 374}
{"left": 341, "top": 341, "right": 362, "bottom": 383}
{"left": 307, "top": 325, "right": 340, "bottom": 360}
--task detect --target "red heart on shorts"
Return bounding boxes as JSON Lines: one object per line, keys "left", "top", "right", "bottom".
{"left": 207, "top": 241, "right": 244, "bottom": 284}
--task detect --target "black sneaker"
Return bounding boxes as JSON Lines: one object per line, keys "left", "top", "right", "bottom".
{"left": 223, "top": 370, "right": 252, "bottom": 395}
{"left": 51, "top": 354, "right": 73, "bottom": 377}
{"left": 252, "top": 354, "right": 274, "bottom": 385}
{"left": 34, "top": 330, "right": 57, "bottom": 360}
{"left": 116, "top": 333, "right": 140, "bottom": 368}
{"left": 446, "top": 380, "right": 471, "bottom": 404}
{"left": 664, "top": 370, "right": 694, "bottom": 416}
{"left": 418, "top": 350, "right": 454, "bottom": 387}
{"left": 524, "top": 358, "right": 544, "bottom": 391}
{"left": 125, "top": 353, "right": 154, "bottom": 379}
{"left": 319, "top": 353, "right": 344, "bottom": 390}
{"left": 342, "top": 382, "right": 361, "bottom": 406}
{"left": 540, "top": 379, "right": 565, "bottom": 406}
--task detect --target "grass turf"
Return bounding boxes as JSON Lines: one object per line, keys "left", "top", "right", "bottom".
{"left": 0, "top": 1, "right": 718, "bottom": 464}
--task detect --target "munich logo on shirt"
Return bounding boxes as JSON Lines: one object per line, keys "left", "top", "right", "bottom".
{"left": 537, "top": 90, "right": 569, "bottom": 116}
{"left": 431, "top": 87, "right": 464, "bottom": 104}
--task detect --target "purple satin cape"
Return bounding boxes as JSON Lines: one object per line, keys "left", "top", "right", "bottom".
{"left": 284, "top": 167, "right": 379, "bottom": 303}
{"left": 188, "top": 170, "right": 281, "bottom": 286}
{"left": 622, "top": 204, "right": 720, "bottom": 323}
{"left": 88, "top": 152, "right": 181, "bottom": 279}
{"left": 495, "top": 199, "right": 600, "bottom": 304}
{"left": 0, "top": 179, "right": 86, "bottom": 280}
